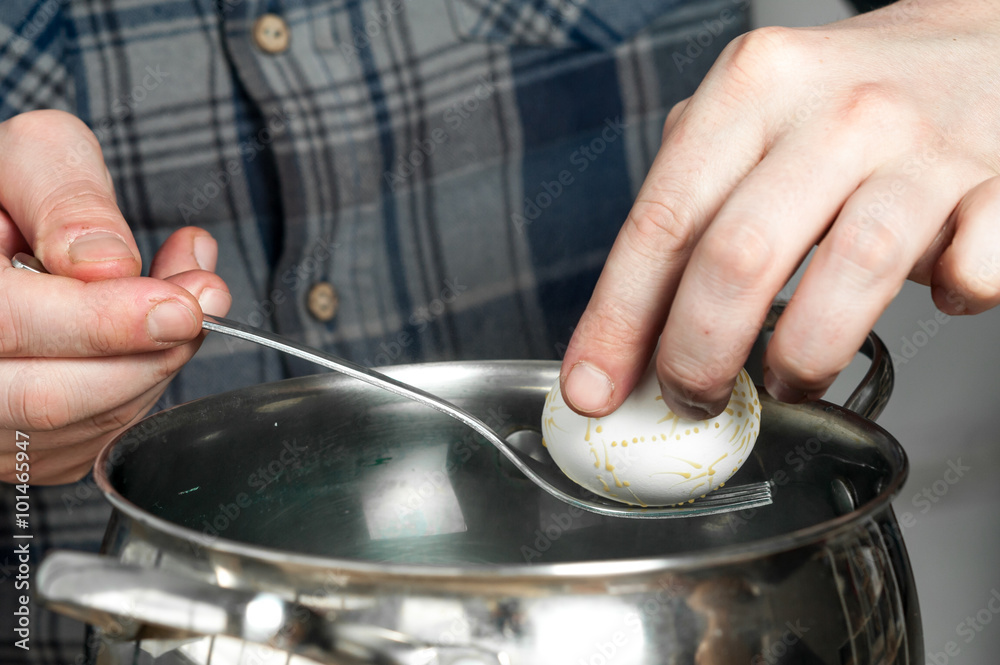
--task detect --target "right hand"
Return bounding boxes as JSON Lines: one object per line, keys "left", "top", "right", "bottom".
{"left": 0, "top": 110, "right": 232, "bottom": 485}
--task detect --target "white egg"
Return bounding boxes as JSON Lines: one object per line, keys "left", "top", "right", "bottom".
{"left": 541, "top": 364, "right": 761, "bottom": 507}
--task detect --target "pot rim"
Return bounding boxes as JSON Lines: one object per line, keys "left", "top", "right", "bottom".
{"left": 94, "top": 361, "right": 909, "bottom": 583}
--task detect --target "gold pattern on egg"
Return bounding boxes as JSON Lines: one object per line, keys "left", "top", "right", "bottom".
{"left": 624, "top": 485, "right": 647, "bottom": 507}
{"left": 610, "top": 469, "right": 626, "bottom": 488}
{"left": 602, "top": 441, "right": 625, "bottom": 488}
{"left": 652, "top": 457, "right": 707, "bottom": 482}
{"left": 544, "top": 416, "right": 565, "bottom": 434}
{"left": 596, "top": 475, "right": 615, "bottom": 495}
{"left": 707, "top": 453, "right": 728, "bottom": 476}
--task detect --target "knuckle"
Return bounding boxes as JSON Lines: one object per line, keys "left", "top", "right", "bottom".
{"left": 699, "top": 222, "right": 775, "bottom": 292}
{"left": 718, "top": 26, "right": 801, "bottom": 90}
{"left": 624, "top": 198, "right": 698, "bottom": 258}
{"left": 86, "top": 305, "right": 131, "bottom": 355}
{"left": 5, "top": 365, "right": 75, "bottom": 431}
{"left": 35, "top": 178, "right": 119, "bottom": 226}
{"left": 834, "top": 84, "right": 912, "bottom": 135}
{"left": 829, "top": 214, "right": 908, "bottom": 282}
{"left": 662, "top": 101, "right": 688, "bottom": 141}
{"left": 577, "top": 302, "right": 647, "bottom": 353}
{"left": 0, "top": 284, "right": 26, "bottom": 356}
{"left": 659, "top": 355, "right": 718, "bottom": 398}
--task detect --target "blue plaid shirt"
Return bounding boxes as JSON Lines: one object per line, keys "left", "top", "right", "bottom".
{"left": 0, "top": 0, "right": 750, "bottom": 661}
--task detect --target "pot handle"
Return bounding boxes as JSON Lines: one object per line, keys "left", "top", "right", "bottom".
{"left": 762, "top": 302, "right": 893, "bottom": 421}
{"left": 38, "top": 550, "right": 506, "bottom": 665}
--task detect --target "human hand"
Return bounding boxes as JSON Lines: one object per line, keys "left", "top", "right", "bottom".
{"left": 561, "top": 0, "right": 1000, "bottom": 419}
{"left": 0, "top": 110, "right": 231, "bottom": 484}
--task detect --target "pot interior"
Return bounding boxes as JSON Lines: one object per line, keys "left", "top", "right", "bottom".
{"left": 104, "top": 361, "right": 905, "bottom": 566}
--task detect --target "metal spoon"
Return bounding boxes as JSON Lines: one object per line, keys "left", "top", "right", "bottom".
{"left": 13, "top": 252, "right": 772, "bottom": 519}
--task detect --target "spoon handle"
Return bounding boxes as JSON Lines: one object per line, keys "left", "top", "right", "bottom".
{"left": 12, "top": 250, "right": 501, "bottom": 448}
{"left": 202, "top": 314, "right": 502, "bottom": 447}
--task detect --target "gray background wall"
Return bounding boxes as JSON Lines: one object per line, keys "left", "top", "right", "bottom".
{"left": 753, "top": 1, "right": 1000, "bottom": 662}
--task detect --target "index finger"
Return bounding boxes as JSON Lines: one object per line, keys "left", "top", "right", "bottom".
{"left": 559, "top": 51, "right": 770, "bottom": 417}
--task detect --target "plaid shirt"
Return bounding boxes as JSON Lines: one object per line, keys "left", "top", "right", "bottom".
{"left": 0, "top": 0, "right": 750, "bottom": 662}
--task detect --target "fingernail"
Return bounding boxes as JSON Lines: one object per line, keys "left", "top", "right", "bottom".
{"left": 146, "top": 300, "right": 198, "bottom": 343}
{"left": 659, "top": 382, "right": 725, "bottom": 420}
{"left": 194, "top": 235, "right": 217, "bottom": 271}
{"left": 198, "top": 287, "right": 231, "bottom": 317}
{"left": 69, "top": 232, "right": 135, "bottom": 263}
{"left": 764, "top": 371, "right": 808, "bottom": 404}
{"left": 563, "top": 362, "right": 613, "bottom": 413}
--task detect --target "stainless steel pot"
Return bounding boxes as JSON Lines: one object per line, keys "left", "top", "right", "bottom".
{"left": 39, "top": 318, "right": 920, "bottom": 665}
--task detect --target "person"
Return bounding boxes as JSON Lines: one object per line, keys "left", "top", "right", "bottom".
{"left": 0, "top": 1, "right": 751, "bottom": 660}
{"left": 5, "top": 0, "right": 998, "bottom": 661}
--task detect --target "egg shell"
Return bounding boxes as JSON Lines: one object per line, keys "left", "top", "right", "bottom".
{"left": 541, "top": 365, "right": 761, "bottom": 507}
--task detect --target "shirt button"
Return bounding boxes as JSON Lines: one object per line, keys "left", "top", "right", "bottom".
{"left": 308, "top": 282, "right": 339, "bottom": 322}
{"left": 253, "top": 13, "right": 290, "bottom": 54}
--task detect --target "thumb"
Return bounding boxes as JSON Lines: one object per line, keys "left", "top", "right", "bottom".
{"left": 0, "top": 110, "right": 140, "bottom": 281}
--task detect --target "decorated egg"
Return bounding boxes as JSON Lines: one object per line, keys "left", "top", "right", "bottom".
{"left": 541, "top": 364, "right": 761, "bottom": 507}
